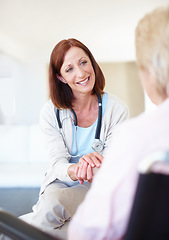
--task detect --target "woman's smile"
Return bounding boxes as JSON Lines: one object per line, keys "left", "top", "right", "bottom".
{"left": 76, "top": 77, "right": 90, "bottom": 85}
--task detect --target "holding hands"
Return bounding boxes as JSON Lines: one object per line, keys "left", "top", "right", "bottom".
{"left": 68, "top": 152, "right": 103, "bottom": 185}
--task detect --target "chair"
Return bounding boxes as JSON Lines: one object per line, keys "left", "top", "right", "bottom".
{"left": 0, "top": 209, "right": 63, "bottom": 240}
{"left": 124, "top": 151, "right": 169, "bottom": 240}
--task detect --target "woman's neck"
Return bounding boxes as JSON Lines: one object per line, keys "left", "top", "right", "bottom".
{"left": 72, "top": 93, "right": 98, "bottom": 112}
{"left": 72, "top": 93, "right": 99, "bottom": 127}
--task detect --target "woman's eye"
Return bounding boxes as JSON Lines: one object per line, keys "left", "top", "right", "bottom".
{"left": 66, "top": 67, "right": 73, "bottom": 73}
{"left": 80, "top": 60, "right": 87, "bottom": 66}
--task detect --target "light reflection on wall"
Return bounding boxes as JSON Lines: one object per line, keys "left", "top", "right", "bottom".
{"left": 0, "top": 77, "right": 16, "bottom": 124}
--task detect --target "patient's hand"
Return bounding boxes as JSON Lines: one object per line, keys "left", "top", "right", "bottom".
{"left": 75, "top": 161, "right": 93, "bottom": 184}
{"left": 76, "top": 152, "right": 103, "bottom": 184}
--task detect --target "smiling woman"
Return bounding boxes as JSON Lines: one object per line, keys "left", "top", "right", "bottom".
{"left": 17, "top": 38, "right": 129, "bottom": 238}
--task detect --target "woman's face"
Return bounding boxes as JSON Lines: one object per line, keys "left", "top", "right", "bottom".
{"left": 60, "top": 46, "right": 95, "bottom": 97}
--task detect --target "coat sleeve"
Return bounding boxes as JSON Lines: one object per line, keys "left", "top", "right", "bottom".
{"left": 40, "top": 101, "right": 74, "bottom": 190}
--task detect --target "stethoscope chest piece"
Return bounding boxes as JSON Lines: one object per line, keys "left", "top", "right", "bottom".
{"left": 92, "top": 139, "right": 103, "bottom": 153}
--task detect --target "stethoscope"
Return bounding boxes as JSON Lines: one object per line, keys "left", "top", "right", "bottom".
{"left": 55, "top": 94, "right": 103, "bottom": 156}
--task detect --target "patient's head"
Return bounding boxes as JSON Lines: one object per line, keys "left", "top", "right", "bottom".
{"left": 135, "top": 6, "right": 169, "bottom": 104}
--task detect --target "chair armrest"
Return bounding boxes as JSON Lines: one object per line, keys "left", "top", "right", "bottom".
{"left": 0, "top": 209, "right": 62, "bottom": 240}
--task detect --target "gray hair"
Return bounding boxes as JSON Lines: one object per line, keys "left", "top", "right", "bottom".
{"left": 135, "top": 6, "right": 169, "bottom": 97}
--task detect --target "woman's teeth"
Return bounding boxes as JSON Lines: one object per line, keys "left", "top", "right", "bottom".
{"left": 78, "top": 77, "right": 89, "bottom": 85}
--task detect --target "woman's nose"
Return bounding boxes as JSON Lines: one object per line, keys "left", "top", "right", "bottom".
{"left": 75, "top": 67, "right": 85, "bottom": 78}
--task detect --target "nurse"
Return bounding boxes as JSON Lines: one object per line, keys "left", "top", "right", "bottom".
{"left": 23, "top": 38, "right": 129, "bottom": 236}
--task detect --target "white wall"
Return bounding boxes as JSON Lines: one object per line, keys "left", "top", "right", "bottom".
{"left": 0, "top": 53, "right": 48, "bottom": 125}
{"left": 100, "top": 61, "right": 145, "bottom": 117}
{"left": 0, "top": 53, "right": 49, "bottom": 186}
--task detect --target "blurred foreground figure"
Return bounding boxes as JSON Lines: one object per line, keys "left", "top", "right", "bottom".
{"left": 68, "top": 5, "right": 169, "bottom": 240}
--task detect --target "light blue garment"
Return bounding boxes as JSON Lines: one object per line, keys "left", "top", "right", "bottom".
{"left": 70, "top": 93, "right": 108, "bottom": 163}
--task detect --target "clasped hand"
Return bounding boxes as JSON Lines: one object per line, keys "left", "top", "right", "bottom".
{"left": 68, "top": 152, "right": 103, "bottom": 185}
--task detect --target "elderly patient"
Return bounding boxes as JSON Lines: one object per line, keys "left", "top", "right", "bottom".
{"left": 68, "top": 5, "right": 169, "bottom": 240}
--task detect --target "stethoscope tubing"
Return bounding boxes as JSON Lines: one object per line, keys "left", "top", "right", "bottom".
{"left": 55, "top": 93, "right": 103, "bottom": 154}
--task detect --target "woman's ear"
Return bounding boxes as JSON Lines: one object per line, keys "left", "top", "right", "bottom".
{"left": 56, "top": 74, "right": 67, "bottom": 84}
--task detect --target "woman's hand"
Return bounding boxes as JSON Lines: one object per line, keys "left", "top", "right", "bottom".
{"left": 67, "top": 162, "right": 92, "bottom": 185}
{"left": 75, "top": 161, "right": 93, "bottom": 185}
{"left": 79, "top": 152, "right": 103, "bottom": 168}
{"left": 68, "top": 163, "right": 79, "bottom": 181}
